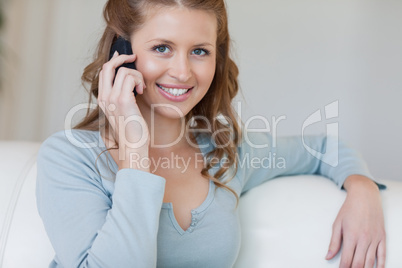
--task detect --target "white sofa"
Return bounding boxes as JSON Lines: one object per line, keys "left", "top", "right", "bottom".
{"left": 0, "top": 141, "right": 401, "bottom": 268}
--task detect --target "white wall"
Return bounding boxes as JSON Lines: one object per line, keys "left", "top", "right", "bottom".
{"left": 0, "top": 0, "right": 400, "bottom": 181}
{"left": 0, "top": 0, "right": 107, "bottom": 140}
{"left": 228, "top": 0, "right": 402, "bottom": 182}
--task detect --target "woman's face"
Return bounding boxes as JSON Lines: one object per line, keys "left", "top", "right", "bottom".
{"left": 130, "top": 7, "right": 217, "bottom": 120}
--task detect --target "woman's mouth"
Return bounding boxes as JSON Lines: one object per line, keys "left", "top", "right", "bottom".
{"left": 157, "top": 84, "right": 193, "bottom": 97}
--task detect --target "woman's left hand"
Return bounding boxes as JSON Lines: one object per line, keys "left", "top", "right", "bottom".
{"left": 325, "top": 175, "right": 386, "bottom": 268}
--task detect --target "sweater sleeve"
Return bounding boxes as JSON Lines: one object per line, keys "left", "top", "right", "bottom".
{"left": 36, "top": 132, "right": 166, "bottom": 268}
{"left": 239, "top": 131, "right": 386, "bottom": 194}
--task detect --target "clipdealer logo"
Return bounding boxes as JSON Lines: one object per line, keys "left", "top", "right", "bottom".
{"left": 63, "top": 100, "right": 340, "bottom": 168}
{"left": 302, "top": 100, "right": 339, "bottom": 167}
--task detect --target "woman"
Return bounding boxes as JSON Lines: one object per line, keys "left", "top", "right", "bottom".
{"left": 36, "top": 0, "right": 386, "bottom": 267}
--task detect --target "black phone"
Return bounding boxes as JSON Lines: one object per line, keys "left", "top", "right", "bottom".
{"left": 109, "top": 36, "right": 137, "bottom": 96}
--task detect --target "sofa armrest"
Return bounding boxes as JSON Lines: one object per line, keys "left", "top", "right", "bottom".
{"left": 234, "top": 175, "right": 402, "bottom": 267}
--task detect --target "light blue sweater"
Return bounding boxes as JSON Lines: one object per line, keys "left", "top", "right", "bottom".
{"left": 36, "top": 129, "right": 385, "bottom": 267}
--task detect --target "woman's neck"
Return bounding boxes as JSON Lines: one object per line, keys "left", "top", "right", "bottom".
{"left": 139, "top": 105, "right": 193, "bottom": 153}
{"left": 148, "top": 118, "right": 190, "bottom": 151}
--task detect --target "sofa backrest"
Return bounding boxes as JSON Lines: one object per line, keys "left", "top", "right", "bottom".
{"left": 0, "top": 141, "right": 55, "bottom": 268}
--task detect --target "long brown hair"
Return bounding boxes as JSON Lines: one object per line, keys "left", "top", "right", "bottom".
{"left": 74, "top": 0, "right": 242, "bottom": 203}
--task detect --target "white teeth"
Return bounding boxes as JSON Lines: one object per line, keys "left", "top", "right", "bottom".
{"left": 158, "top": 85, "right": 190, "bottom": 96}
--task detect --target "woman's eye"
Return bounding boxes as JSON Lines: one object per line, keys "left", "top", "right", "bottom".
{"left": 155, "top": 46, "right": 170, "bottom": 53}
{"left": 152, "top": 45, "right": 209, "bottom": 56}
{"left": 192, "top": 49, "right": 207, "bottom": 56}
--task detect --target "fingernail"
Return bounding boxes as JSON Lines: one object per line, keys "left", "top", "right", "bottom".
{"left": 113, "top": 51, "right": 118, "bottom": 57}
{"left": 325, "top": 250, "right": 332, "bottom": 259}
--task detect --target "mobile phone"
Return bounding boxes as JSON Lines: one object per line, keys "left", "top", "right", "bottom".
{"left": 108, "top": 36, "right": 137, "bottom": 96}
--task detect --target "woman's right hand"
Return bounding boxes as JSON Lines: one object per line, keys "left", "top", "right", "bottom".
{"left": 98, "top": 51, "right": 150, "bottom": 171}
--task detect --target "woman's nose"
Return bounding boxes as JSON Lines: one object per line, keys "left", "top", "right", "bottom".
{"left": 168, "top": 54, "right": 192, "bottom": 82}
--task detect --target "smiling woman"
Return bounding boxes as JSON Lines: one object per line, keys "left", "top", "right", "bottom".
{"left": 35, "top": 0, "right": 387, "bottom": 267}
{"left": 130, "top": 7, "right": 217, "bottom": 119}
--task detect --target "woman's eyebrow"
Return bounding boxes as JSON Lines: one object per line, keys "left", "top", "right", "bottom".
{"left": 146, "top": 38, "right": 214, "bottom": 47}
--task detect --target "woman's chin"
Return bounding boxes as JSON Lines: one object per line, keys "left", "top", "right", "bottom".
{"left": 152, "top": 106, "right": 190, "bottom": 120}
